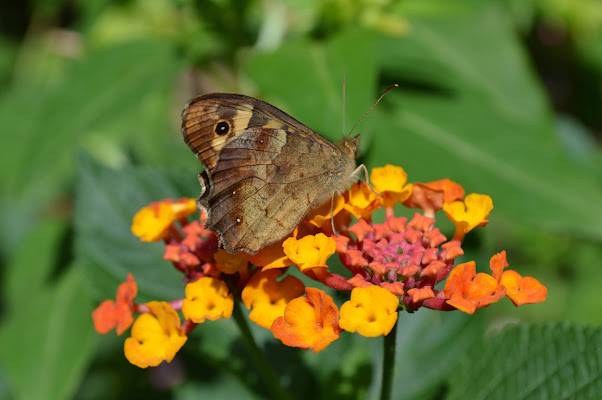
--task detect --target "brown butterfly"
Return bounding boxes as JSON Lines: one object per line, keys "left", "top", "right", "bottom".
{"left": 181, "top": 93, "right": 361, "bottom": 254}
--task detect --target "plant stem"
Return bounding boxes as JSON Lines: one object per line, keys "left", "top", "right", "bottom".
{"left": 231, "top": 294, "right": 293, "bottom": 400}
{"left": 380, "top": 321, "right": 398, "bottom": 400}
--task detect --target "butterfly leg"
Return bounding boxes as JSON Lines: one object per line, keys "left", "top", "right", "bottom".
{"left": 352, "top": 164, "right": 382, "bottom": 197}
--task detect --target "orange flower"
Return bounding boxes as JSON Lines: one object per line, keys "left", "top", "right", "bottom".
{"left": 131, "top": 202, "right": 176, "bottom": 242}
{"left": 245, "top": 239, "right": 292, "bottom": 271}
{"left": 443, "top": 261, "right": 505, "bottom": 314}
{"left": 443, "top": 193, "right": 493, "bottom": 241}
{"left": 370, "top": 164, "right": 412, "bottom": 208}
{"left": 283, "top": 233, "right": 336, "bottom": 272}
{"left": 489, "top": 251, "right": 547, "bottom": 306}
{"left": 182, "top": 277, "right": 233, "bottom": 323}
{"left": 407, "top": 287, "right": 435, "bottom": 303}
{"left": 271, "top": 288, "right": 342, "bottom": 353}
{"left": 343, "top": 181, "right": 382, "bottom": 220}
{"left": 92, "top": 273, "right": 137, "bottom": 335}
{"left": 305, "top": 195, "right": 346, "bottom": 228}
{"left": 403, "top": 179, "right": 464, "bottom": 217}
{"left": 241, "top": 270, "right": 305, "bottom": 329}
{"left": 500, "top": 270, "right": 547, "bottom": 306}
{"left": 124, "top": 301, "right": 187, "bottom": 368}
{"left": 339, "top": 286, "right": 399, "bottom": 337}
{"left": 214, "top": 249, "right": 249, "bottom": 274}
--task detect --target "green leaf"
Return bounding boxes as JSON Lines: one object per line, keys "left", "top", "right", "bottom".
{"left": 0, "top": 266, "right": 96, "bottom": 400}
{"left": 388, "top": 311, "right": 484, "bottom": 400}
{"left": 74, "top": 153, "right": 199, "bottom": 300}
{"left": 368, "top": 2, "right": 602, "bottom": 239}
{"left": 0, "top": 40, "right": 183, "bottom": 204}
{"left": 447, "top": 323, "right": 602, "bottom": 400}
{"left": 3, "top": 219, "right": 69, "bottom": 311}
{"left": 245, "top": 28, "right": 380, "bottom": 146}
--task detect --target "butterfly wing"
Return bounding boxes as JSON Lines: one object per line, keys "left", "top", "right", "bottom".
{"left": 182, "top": 93, "right": 355, "bottom": 254}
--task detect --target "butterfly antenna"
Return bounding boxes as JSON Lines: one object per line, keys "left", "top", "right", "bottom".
{"left": 347, "top": 84, "right": 398, "bottom": 137}
{"left": 342, "top": 78, "right": 346, "bottom": 137}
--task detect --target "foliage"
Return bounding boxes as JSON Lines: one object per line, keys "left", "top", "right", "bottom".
{"left": 0, "top": 0, "right": 600, "bottom": 399}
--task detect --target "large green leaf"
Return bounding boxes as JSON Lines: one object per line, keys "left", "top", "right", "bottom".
{"left": 447, "top": 323, "right": 602, "bottom": 399}
{"left": 0, "top": 267, "right": 96, "bottom": 400}
{"left": 3, "top": 219, "right": 69, "bottom": 311}
{"left": 74, "top": 153, "right": 198, "bottom": 300}
{"left": 0, "top": 40, "right": 183, "bottom": 204}
{"left": 369, "top": 2, "right": 602, "bottom": 239}
{"left": 245, "top": 28, "right": 380, "bottom": 147}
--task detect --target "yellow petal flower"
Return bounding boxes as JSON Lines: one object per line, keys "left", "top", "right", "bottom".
{"left": 131, "top": 203, "right": 175, "bottom": 242}
{"left": 343, "top": 181, "right": 382, "bottom": 219}
{"left": 124, "top": 301, "right": 187, "bottom": 368}
{"left": 305, "top": 195, "right": 346, "bottom": 228}
{"left": 182, "top": 277, "right": 234, "bottom": 323}
{"left": 282, "top": 233, "right": 336, "bottom": 272}
{"left": 339, "top": 286, "right": 399, "bottom": 337}
{"left": 370, "top": 164, "right": 412, "bottom": 207}
{"left": 170, "top": 198, "right": 198, "bottom": 219}
{"left": 443, "top": 193, "right": 493, "bottom": 240}
{"left": 241, "top": 270, "right": 305, "bottom": 329}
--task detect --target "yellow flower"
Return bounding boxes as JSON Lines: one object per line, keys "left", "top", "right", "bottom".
{"left": 370, "top": 164, "right": 412, "bottom": 208}
{"left": 131, "top": 203, "right": 175, "bottom": 242}
{"left": 443, "top": 193, "right": 493, "bottom": 241}
{"left": 305, "top": 195, "right": 346, "bottom": 228}
{"left": 124, "top": 301, "right": 187, "bottom": 368}
{"left": 241, "top": 270, "right": 305, "bottom": 329}
{"left": 245, "top": 239, "right": 292, "bottom": 271}
{"left": 214, "top": 249, "right": 249, "bottom": 274}
{"left": 170, "top": 198, "right": 197, "bottom": 219}
{"left": 182, "top": 277, "right": 234, "bottom": 323}
{"left": 339, "top": 286, "right": 399, "bottom": 337}
{"left": 343, "top": 181, "right": 382, "bottom": 220}
{"left": 131, "top": 198, "right": 198, "bottom": 242}
{"left": 283, "top": 233, "right": 336, "bottom": 272}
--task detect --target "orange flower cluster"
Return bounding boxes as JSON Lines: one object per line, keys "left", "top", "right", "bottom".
{"left": 92, "top": 165, "right": 547, "bottom": 366}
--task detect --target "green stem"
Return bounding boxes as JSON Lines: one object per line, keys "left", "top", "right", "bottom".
{"left": 380, "top": 321, "right": 398, "bottom": 400}
{"left": 231, "top": 293, "right": 293, "bottom": 400}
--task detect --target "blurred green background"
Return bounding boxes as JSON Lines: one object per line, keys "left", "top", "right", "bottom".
{"left": 0, "top": 0, "right": 601, "bottom": 399}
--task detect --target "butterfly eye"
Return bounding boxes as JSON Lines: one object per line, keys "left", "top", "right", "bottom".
{"left": 215, "top": 121, "right": 230, "bottom": 135}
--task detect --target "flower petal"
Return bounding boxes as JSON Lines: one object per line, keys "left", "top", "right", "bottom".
{"left": 214, "top": 250, "right": 249, "bottom": 274}
{"left": 343, "top": 181, "right": 382, "bottom": 219}
{"left": 283, "top": 233, "right": 335, "bottom": 272}
{"left": 370, "top": 165, "right": 412, "bottom": 207}
{"left": 124, "top": 301, "right": 187, "bottom": 368}
{"left": 241, "top": 270, "right": 305, "bottom": 329}
{"left": 182, "top": 277, "right": 234, "bottom": 323}
{"left": 443, "top": 193, "right": 493, "bottom": 239}
{"left": 500, "top": 270, "right": 548, "bottom": 306}
{"left": 339, "top": 286, "right": 399, "bottom": 337}
{"left": 92, "top": 273, "right": 137, "bottom": 335}
{"left": 271, "top": 288, "right": 341, "bottom": 353}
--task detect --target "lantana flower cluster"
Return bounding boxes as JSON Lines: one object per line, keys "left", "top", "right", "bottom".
{"left": 92, "top": 165, "right": 547, "bottom": 368}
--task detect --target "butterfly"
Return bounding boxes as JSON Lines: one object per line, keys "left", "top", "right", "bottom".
{"left": 181, "top": 93, "right": 363, "bottom": 254}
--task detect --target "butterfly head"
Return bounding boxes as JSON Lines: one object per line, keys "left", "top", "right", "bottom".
{"left": 342, "top": 134, "right": 360, "bottom": 159}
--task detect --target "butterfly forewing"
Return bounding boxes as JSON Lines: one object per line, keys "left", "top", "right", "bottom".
{"left": 181, "top": 93, "right": 358, "bottom": 254}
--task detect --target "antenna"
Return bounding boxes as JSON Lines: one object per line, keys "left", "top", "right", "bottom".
{"left": 347, "top": 84, "right": 398, "bottom": 137}
{"left": 342, "top": 78, "right": 346, "bottom": 137}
